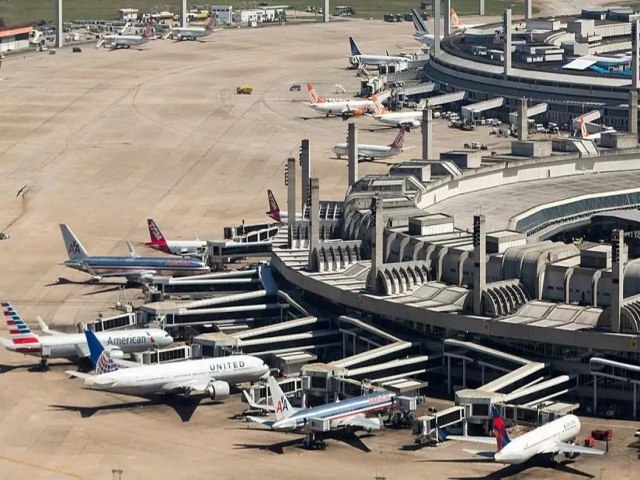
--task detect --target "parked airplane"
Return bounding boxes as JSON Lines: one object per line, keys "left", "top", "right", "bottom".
{"left": 447, "top": 406, "right": 605, "bottom": 465}
{"left": 348, "top": 37, "right": 408, "bottom": 67}
{"left": 411, "top": 9, "right": 439, "bottom": 45}
{"left": 450, "top": 8, "right": 481, "bottom": 30}
{"left": 60, "top": 224, "right": 210, "bottom": 282}
{"left": 371, "top": 94, "right": 423, "bottom": 129}
{"left": 265, "top": 190, "right": 302, "bottom": 223}
{"left": 333, "top": 127, "right": 406, "bottom": 161}
{"left": 145, "top": 219, "right": 207, "bottom": 257}
{"left": 306, "top": 83, "right": 375, "bottom": 118}
{"left": 67, "top": 329, "right": 269, "bottom": 400}
{"left": 98, "top": 24, "right": 154, "bottom": 49}
{"left": 246, "top": 376, "right": 396, "bottom": 448}
{"left": 165, "top": 17, "right": 216, "bottom": 41}
{"left": 0, "top": 301, "right": 172, "bottom": 369}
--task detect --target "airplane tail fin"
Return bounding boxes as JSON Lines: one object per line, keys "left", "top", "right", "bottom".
{"left": 85, "top": 329, "right": 118, "bottom": 374}
{"left": 307, "top": 83, "right": 324, "bottom": 104}
{"left": 1, "top": 302, "right": 40, "bottom": 353}
{"left": 451, "top": 8, "right": 463, "bottom": 27}
{"left": 491, "top": 405, "right": 510, "bottom": 451}
{"left": 389, "top": 127, "right": 406, "bottom": 149}
{"left": 60, "top": 224, "right": 89, "bottom": 261}
{"left": 267, "top": 376, "right": 295, "bottom": 421}
{"left": 371, "top": 94, "right": 386, "bottom": 116}
{"left": 206, "top": 17, "right": 215, "bottom": 31}
{"left": 146, "top": 219, "right": 167, "bottom": 246}
{"left": 266, "top": 190, "right": 281, "bottom": 220}
{"left": 411, "top": 9, "right": 429, "bottom": 34}
{"left": 349, "top": 37, "right": 362, "bottom": 56}
{"left": 143, "top": 23, "right": 154, "bottom": 38}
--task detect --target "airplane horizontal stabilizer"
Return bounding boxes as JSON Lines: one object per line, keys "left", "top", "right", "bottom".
{"left": 246, "top": 416, "right": 276, "bottom": 427}
{"left": 243, "top": 390, "right": 276, "bottom": 412}
{"left": 463, "top": 448, "right": 495, "bottom": 459}
{"left": 65, "top": 370, "right": 91, "bottom": 380}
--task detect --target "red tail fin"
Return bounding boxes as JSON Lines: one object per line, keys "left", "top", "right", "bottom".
{"left": 206, "top": 17, "right": 215, "bottom": 31}
{"left": 266, "top": 190, "right": 280, "bottom": 220}
{"left": 389, "top": 127, "right": 406, "bottom": 149}
{"left": 307, "top": 83, "right": 324, "bottom": 104}
{"left": 147, "top": 219, "right": 167, "bottom": 245}
{"left": 143, "top": 24, "right": 154, "bottom": 38}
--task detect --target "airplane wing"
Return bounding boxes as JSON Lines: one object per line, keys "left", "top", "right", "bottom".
{"left": 463, "top": 448, "right": 496, "bottom": 459}
{"left": 65, "top": 370, "right": 91, "bottom": 380}
{"left": 330, "top": 414, "right": 382, "bottom": 431}
{"left": 447, "top": 435, "right": 498, "bottom": 446}
{"left": 161, "top": 378, "right": 211, "bottom": 394}
{"left": 91, "top": 270, "right": 157, "bottom": 281}
{"left": 243, "top": 390, "right": 276, "bottom": 412}
{"left": 37, "top": 317, "right": 65, "bottom": 336}
{"left": 548, "top": 441, "right": 606, "bottom": 456}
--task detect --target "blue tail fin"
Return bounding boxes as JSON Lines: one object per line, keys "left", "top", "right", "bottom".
{"left": 84, "top": 329, "right": 118, "bottom": 374}
{"left": 349, "top": 37, "right": 361, "bottom": 56}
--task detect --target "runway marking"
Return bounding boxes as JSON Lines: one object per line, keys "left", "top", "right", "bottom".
{"left": 0, "top": 454, "right": 83, "bottom": 479}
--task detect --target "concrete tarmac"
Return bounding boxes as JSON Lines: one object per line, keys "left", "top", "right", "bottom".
{"left": 0, "top": 18, "right": 637, "bottom": 480}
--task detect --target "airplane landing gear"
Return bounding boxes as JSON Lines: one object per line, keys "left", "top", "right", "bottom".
{"left": 38, "top": 356, "right": 50, "bottom": 371}
{"left": 302, "top": 432, "right": 327, "bottom": 450}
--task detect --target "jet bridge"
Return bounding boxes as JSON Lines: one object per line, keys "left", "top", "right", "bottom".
{"left": 590, "top": 357, "right": 640, "bottom": 419}
{"left": 461, "top": 97, "right": 505, "bottom": 122}
{"left": 420, "top": 91, "right": 467, "bottom": 108}
{"left": 508, "top": 102, "right": 548, "bottom": 124}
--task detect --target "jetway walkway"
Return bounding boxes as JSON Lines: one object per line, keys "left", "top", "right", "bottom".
{"left": 509, "top": 102, "right": 548, "bottom": 124}
{"left": 420, "top": 91, "right": 466, "bottom": 108}
{"left": 461, "top": 97, "right": 504, "bottom": 121}
{"left": 590, "top": 357, "right": 640, "bottom": 418}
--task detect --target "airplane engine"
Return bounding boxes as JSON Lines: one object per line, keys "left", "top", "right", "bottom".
{"left": 105, "top": 347, "right": 124, "bottom": 359}
{"left": 352, "top": 108, "right": 364, "bottom": 117}
{"left": 205, "top": 380, "right": 230, "bottom": 400}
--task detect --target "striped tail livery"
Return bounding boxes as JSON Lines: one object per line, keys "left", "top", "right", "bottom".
{"left": 1, "top": 302, "right": 41, "bottom": 353}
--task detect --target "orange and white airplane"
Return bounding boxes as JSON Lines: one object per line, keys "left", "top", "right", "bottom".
{"left": 370, "top": 94, "right": 423, "bottom": 129}
{"left": 450, "top": 8, "right": 481, "bottom": 30}
{"left": 306, "top": 83, "right": 375, "bottom": 118}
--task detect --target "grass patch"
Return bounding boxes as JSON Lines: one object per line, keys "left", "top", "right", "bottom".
{"left": 0, "top": 0, "right": 526, "bottom": 26}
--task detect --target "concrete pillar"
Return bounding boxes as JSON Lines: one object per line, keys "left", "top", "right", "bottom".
{"left": 433, "top": 0, "right": 441, "bottom": 56}
{"left": 633, "top": 20, "right": 639, "bottom": 91}
{"left": 592, "top": 375, "right": 597, "bottom": 415}
{"left": 447, "top": 356, "right": 452, "bottom": 394}
{"left": 309, "top": 177, "right": 320, "bottom": 250}
{"left": 444, "top": 0, "right": 451, "bottom": 36}
{"left": 473, "top": 215, "right": 486, "bottom": 315}
{"left": 503, "top": 9, "right": 512, "bottom": 78}
{"left": 517, "top": 98, "right": 528, "bottom": 141}
{"left": 479, "top": 0, "right": 485, "bottom": 16}
{"left": 366, "top": 196, "right": 384, "bottom": 293}
{"left": 286, "top": 157, "right": 296, "bottom": 248}
{"left": 462, "top": 359, "right": 467, "bottom": 388}
{"left": 422, "top": 108, "right": 433, "bottom": 159}
{"left": 181, "top": 0, "right": 187, "bottom": 27}
{"left": 611, "top": 229, "right": 626, "bottom": 334}
{"left": 55, "top": 0, "right": 63, "bottom": 48}
{"left": 630, "top": 90, "right": 638, "bottom": 136}
{"left": 300, "top": 139, "right": 311, "bottom": 207}
{"left": 347, "top": 123, "right": 358, "bottom": 187}
{"left": 524, "top": 0, "right": 532, "bottom": 21}
{"left": 323, "top": 0, "right": 330, "bottom": 22}
{"left": 634, "top": 383, "right": 638, "bottom": 419}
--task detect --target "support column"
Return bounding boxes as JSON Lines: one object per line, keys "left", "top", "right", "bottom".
{"left": 473, "top": 215, "right": 486, "bottom": 315}
{"left": 366, "top": 196, "right": 384, "bottom": 293}
{"left": 347, "top": 123, "right": 358, "bottom": 187}
{"left": 324, "top": 0, "right": 330, "bottom": 22}
{"left": 462, "top": 359, "right": 467, "bottom": 388}
{"left": 479, "top": 0, "right": 485, "bottom": 16}
{"left": 611, "top": 229, "right": 626, "bottom": 334}
{"left": 433, "top": 0, "right": 441, "bottom": 56}
{"left": 524, "top": 0, "right": 532, "bottom": 21}
{"left": 517, "top": 98, "right": 528, "bottom": 141}
{"left": 630, "top": 90, "right": 638, "bottom": 136}
{"left": 181, "top": 0, "right": 187, "bottom": 27}
{"left": 422, "top": 108, "right": 433, "bottom": 159}
{"left": 447, "top": 356, "right": 452, "bottom": 394}
{"left": 634, "top": 383, "right": 637, "bottom": 419}
{"left": 503, "top": 9, "right": 512, "bottom": 78}
{"left": 300, "top": 139, "right": 311, "bottom": 207}
{"left": 286, "top": 157, "right": 296, "bottom": 248}
{"left": 633, "top": 20, "right": 639, "bottom": 91}
{"left": 593, "top": 375, "right": 597, "bottom": 415}
{"left": 55, "top": 0, "right": 63, "bottom": 48}
{"left": 309, "top": 177, "right": 320, "bottom": 251}
{"left": 444, "top": 0, "right": 451, "bottom": 36}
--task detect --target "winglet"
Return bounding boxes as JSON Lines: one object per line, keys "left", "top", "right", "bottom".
{"left": 126, "top": 241, "right": 139, "bottom": 258}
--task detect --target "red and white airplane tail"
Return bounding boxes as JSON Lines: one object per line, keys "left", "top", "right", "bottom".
{"left": 1, "top": 302, "right": 41, "bottom": 354}
{"left": 142, "top": 23, "right": 155, "bottom": 38}
{"left": 266, "top": 190, "right": 281, "bottom": 221}
{"left": 450, "top": 8, "right": 464, "bottom": 28}
{"left": 307, "top": 83, "right": 325, "bottom": 104}
{"left": 371, "top": 94, "right": 387, "bottom": 116}
{"left": 206, "top": 17, "right": 216, "bottom": 31}
{"left": 389, "top": 127, "right": 406, "bottom": 150}
{"left": 146, "top": 219, "right": 169, "bottom": 251}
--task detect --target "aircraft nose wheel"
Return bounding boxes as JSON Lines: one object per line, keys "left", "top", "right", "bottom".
{"left": 39, "top": 357, "right": 50, "bottom": 371}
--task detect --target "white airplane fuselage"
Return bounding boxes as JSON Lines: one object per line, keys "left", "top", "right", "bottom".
{"left": 170, "top": 27, "right": 212, "bottom": 40}
{"left": 374, "top": 111, "right": 422, "bottom": 128}
{"left": 494, "top": 415, "right": 581, "bottom": 464}
{"left": 82, "top": 355, "right": 269, "bottom": 396}
{"left": 153, "top": 240, "right": 207, "bottom": 256}
{"left": 311, "top": 100, "right": 374, "bottom": 115}
{"left": 3, "top": 328, "right": 172, "bottom": 359}
{"left": 111, "top": 35, "right": 151, "bottom": 48}
{"left": 350, "top": 54, "right": 407, "bottom": 66}
{"left": 332, "top": 143, "right": 399, "bottom": 159}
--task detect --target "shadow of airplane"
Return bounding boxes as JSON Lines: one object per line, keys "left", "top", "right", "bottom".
{"left": 233, "top": 430, "right": 375, "bottom": 454}
{"left": 50, "top": 395, "right": 208, "bottom": 423}
{"left": 45, "top": 277, "right": 125, "bottom": 287}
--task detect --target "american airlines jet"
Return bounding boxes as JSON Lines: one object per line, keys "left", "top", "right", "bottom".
{"left": 98, "top": 24, "right": 154, "bottom": 49}
{"left": 371, "top": 94, "right": 423, "bottom": 129}
{"left": 67, "top": 329, "right": 269, "bottom": 401}
{"left": 333, "top": 128, "right": 406, "bottom": 161}
{"left": 59, "top": 224, "right": 210, "bottom": 282}
{"left": 306, "top": 83, "right": 375, "bottom": 118}
{"left": 0, "top": 302, "right": 172, "bottom": 369}
{"left": 145, "top": 219, "right": 207, "bottom": 257}
{"left": 247, "top": 376, "right": 396, "bottom": 448}
{"left": 348, "top": 37, "right": 408, "bottom": 67}
{"left": 447, "top": 406, "right": 605, "bottom": 465}
{"left": 166, "top": 17, "right": 216, "bottom": 41}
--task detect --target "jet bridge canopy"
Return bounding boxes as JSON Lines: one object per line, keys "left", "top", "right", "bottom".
{"left": 461, "top": 97, "right": 504, "bottom": 121}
